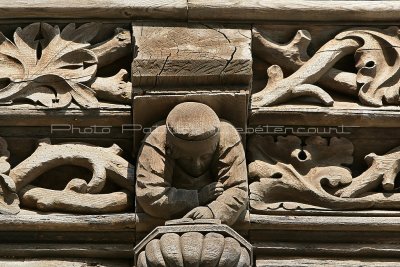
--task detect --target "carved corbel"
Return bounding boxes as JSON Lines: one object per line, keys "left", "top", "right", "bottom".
{"left": 134, "top": 219, "right": 252, "bottom": 267}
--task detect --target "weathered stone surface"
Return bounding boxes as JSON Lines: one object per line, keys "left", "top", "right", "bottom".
{"left": 188, "top": 0, "right": 400, "bottom": 23}
{"left": 132, "top": 22, "right": 251, "bottom": 91}
{"left": 0, "top": 259, "right": 130, "bottom": 267}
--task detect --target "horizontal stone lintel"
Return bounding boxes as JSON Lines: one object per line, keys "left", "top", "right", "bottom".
{"left": 250, "top": 104, "right": 400, "bottom": 128}
{"left": 0, "top": 1, "right": 398, "bottom": 23}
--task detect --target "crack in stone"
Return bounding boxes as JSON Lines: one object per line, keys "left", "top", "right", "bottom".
{"left": 154, "top": 53, "right": 171, "bottom": 88}
{"left": 220, "top": 46, "right": 237, "bottom": 78}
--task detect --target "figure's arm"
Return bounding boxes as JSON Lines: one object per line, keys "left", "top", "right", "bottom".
{"left": 136, "top": 141, "right": 199, "bottom": 219}
{"left": 207, "top": 131, "right": 248, "bottom": 225}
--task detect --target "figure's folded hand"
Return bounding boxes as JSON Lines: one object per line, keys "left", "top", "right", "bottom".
{"left": 184, "top": 206, "right": 214, "bottom": 220}
{"left": 198, "top": 182, "right": 224, "bottom": 205}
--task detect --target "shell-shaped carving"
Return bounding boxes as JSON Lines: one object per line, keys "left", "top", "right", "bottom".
{"left": 137, "top": 232, "right": 250, "bottom": 267}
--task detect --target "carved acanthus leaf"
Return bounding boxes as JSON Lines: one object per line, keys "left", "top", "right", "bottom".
{"left": 0, "top": 23, "right": 132, "bottom": 108}
{"left": 337, "top": 27, "right": 400, "bottom": 106}
{"left": 0, "top": 23, "right": 100, "bottom": 108}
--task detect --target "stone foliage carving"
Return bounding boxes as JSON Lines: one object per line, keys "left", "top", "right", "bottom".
{"left": 136, "top": 102, "right": 248, "bottom": 226}
{"left": 248, "top": 135, "right": 400, "bottom": 211}
{"left": 134, "top": 219, "right": 252, "bottom": 267}
{"left": 0, "top": 22, "right": 132, "bottom": 109}
{"left": 10, "top": 139, "right": 134, "bottom": 214}
{"left": 252, "top": 27, "right": 400, "bottom": 107}
{"left": 0, "top": 137, "right": 19, "bottom": 214}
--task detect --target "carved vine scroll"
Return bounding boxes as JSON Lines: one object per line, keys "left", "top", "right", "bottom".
{"left": 10, "top": 139, "right": 135, "bottom": 214}
{"left": 0, "top": 23, "right": 132, "bottom": 109}
{"left": 248, "top": 135, "right": 400, "bottom": 212}
{"left": 252, "top": 27, "right": 400, "bottom": 107}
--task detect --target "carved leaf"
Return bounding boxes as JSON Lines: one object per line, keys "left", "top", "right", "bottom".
{"left": 249, "top": 135, "right": 400, "bottom": 212}
{"left": 0, "top": 23, "right": 100, "bottom": 108}
{"left": 248, "top": 135, "right": 356, "bottom": 211}
{"left": 248, "top": 135, "right": 353, "bottom": 175}
{"left": 337, "top": 27, "right": 400, "bottom": 106}
{"left": 0, "top": 137, "right": 19, "bottom": 215}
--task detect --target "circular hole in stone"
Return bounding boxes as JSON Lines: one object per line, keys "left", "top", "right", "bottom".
{"left": 271, "top": 172, "right": 283, "bottom": 179}
{"left": 298, "top": 150, "right": 308, "bottom": 160}
{"left": 365, "top": 61, "right": 375, "bottom": 68}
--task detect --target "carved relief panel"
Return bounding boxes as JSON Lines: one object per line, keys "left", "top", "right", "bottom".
{"left": 249, "top": 24, "right": 400, "bottom": 216}
{"left": 0, "top": 22, "right": 132, "bottom": 108}
{"left": 3, "top": 13, "right": 400, "bottom": 266}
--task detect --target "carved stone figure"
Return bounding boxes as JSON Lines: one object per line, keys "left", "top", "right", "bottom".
{"left": 134, "top": 219, "right": 252, "bottom": 267}
{"left": 10, "top": 139, "right": 134, "bottom": 214}
{"left": 252, "top": 27, "right": 400, "bottom": 107}
{"left": 248, "top": 135, "right": 400, "bottom": 211}
{"left": 136, "top": 102, "right": 248, "bottom": 226}
{"left": 0, "top": 22, "right": 132, "bottom": 108}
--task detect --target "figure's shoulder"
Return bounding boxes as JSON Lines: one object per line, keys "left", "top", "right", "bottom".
{"left": 142, "top": 121, "right": 167, "bottom": 147}
{"left": 219, "top": 120, "right": 242, "bottom": 147}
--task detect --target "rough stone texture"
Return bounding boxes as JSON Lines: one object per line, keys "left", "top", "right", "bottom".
{"left": 188, "top": 0, "right": 400, "bottom": 22}
{"left": 132, "top": 22, "right": 252, "bottom": 92}
{"left": 0, "top": 259, "right": 130, "bottom": 267}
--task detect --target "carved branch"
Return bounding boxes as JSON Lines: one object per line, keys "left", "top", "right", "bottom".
{"left": 340, "top": 147, "right": 400, "bottom": 198}
{"left": 20, "top": 184, "right": 132, "bottom": 214}
{"left": 89, "top": 28, "right": 131, "bottom": 69}
{"left": 252, "top": 38, "right": 360, "bottom": 107}
{"left": 88, "top": 69, "right": 132, "bottom": 104}
{"left": 253, "top": 28, "right": 358, "bottom": 96}
{"left": 10, "top": 139, "right": 134, "bottom": 194}
{"left": 8, "top": 139, "right": 135, "bottom": 214}
{"left": 253, "top": 27, "right": 400, "bottom": 107}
